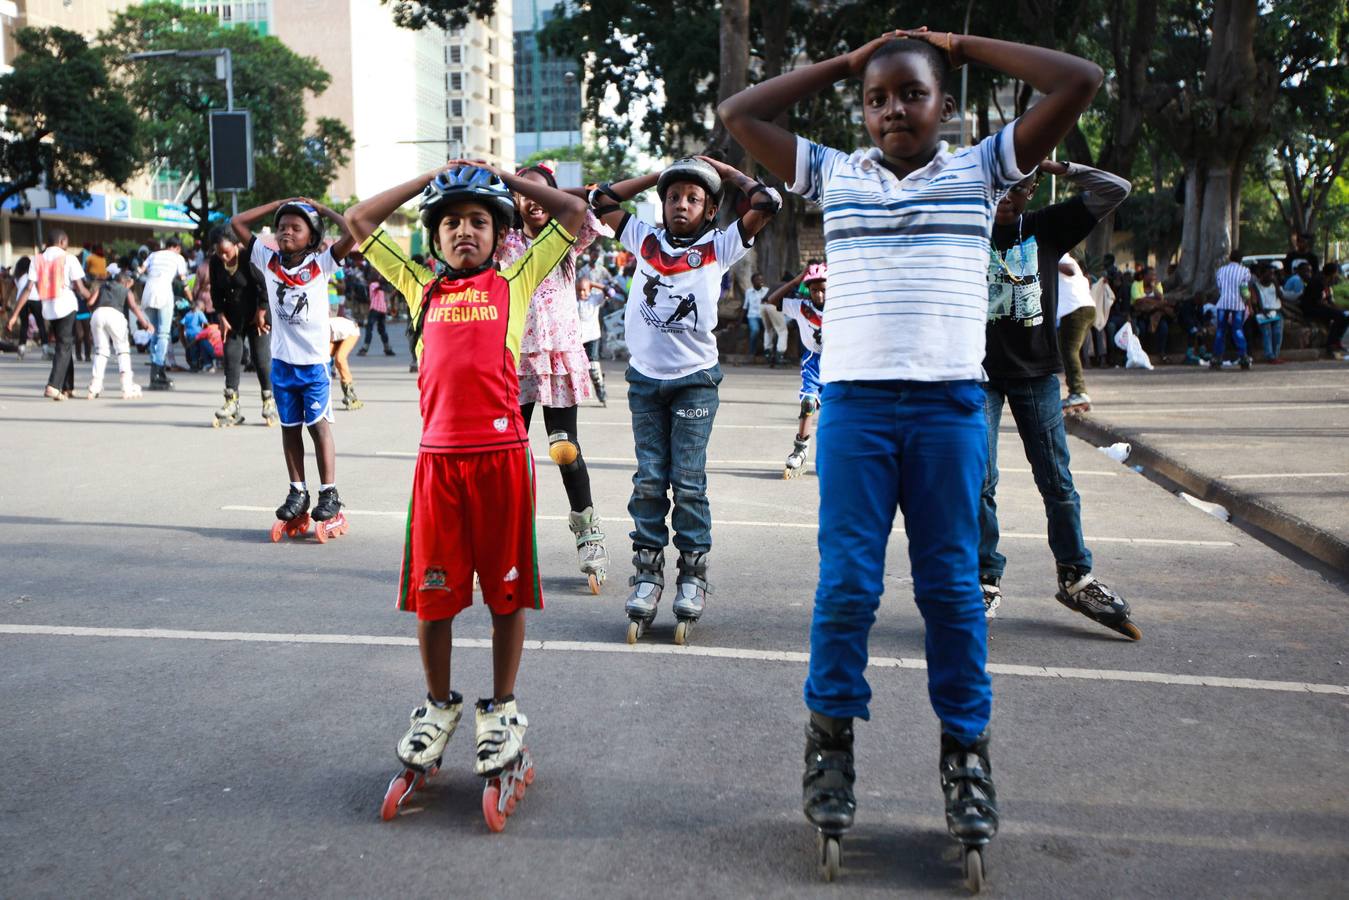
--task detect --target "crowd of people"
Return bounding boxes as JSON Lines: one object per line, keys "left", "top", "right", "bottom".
{"left": 4, "top": 24, "right": 1348, "bottom": 888}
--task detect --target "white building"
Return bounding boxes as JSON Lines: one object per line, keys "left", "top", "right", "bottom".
{"left": 181, "top": 0, "right": 515, "bottom": 200}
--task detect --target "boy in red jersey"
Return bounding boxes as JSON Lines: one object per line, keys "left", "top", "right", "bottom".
{"left": 346, "top": 162, "right": 586, "bottom": 827}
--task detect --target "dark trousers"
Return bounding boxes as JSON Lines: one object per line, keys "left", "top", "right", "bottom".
{"left": 46, "top": 313, "right": 76, "bottom": 392}
{"left": 21, "top": 301, "right": 47, "bottom": 344}
{"left": 521, "top": 401, "right": 593, "bottom": 512}
{"left": 363, "top": 310, "right": 390, "bottom": 350}
{"left": 223, "top": 328, "right": 272, "bottom": 393}
{"left": 1304, "top": 306, "right": 1349, "bottom": 348}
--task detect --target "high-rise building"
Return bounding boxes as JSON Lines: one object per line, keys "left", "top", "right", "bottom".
{"left": 182, "top": 0, "right": 516, "bottom": 199}
{"left": 512, "top": 0, "right": 581, "bottom": 160}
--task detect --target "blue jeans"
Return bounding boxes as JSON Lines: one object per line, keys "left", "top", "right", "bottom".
{"left": 979, "top": 375, "right": 1091, "bottom": 581}
{"left": 1259, "top": 312, "right": 1283, "bottom": 360}
{"left": 625, "top": 364, "right": 722, "bottom": 552}
{"left": 804, "top": 380, "right": 991, "bottom": 743}
{"left": 745, "top": 315, "right": 763, "bottom": 355}
{"left": 145, "top": 306, "right": 171, "bottom": 366}
{"left": 1213, "top": 309, "right": 1248, "bottom": 359}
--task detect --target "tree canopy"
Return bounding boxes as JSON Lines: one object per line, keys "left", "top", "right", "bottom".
{"left": 0, "top": 26, "right": 139, "bottom": 212}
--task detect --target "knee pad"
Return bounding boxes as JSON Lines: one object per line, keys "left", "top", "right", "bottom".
{"left": 548, "top": 430, "right": 581, "bottom": 471}
{"left": 799, "top": 395, "right": 820, "bottom": 419}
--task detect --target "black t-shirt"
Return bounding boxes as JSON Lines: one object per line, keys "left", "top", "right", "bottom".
{"left": 1284, "top": 251, "right": 1319, "bottom": 278}
{"left": 94, "top": 281, "right": 130, "bottom": 316}
{"left": 1302, "top": 273, "right": 1328, "bottom": 314}
{"left": 985, "top": 196, "right": 1098, "bottom": 379}
{"left": 209, "top": 253, "right": 261, "bottom": 332}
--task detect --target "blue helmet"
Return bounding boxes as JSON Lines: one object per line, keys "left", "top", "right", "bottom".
{"left": 419, "top": 166, "right": 515, "bottom": 238}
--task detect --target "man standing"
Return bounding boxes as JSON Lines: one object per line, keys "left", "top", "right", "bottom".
{"left": 8, "top": 230, "right": 95, "bottom": 400}
{"left": 139, "top": 238, "right": 188, "bottom": 390}
{"left": 1212, "top": 250, "right": 1255, "bottom": 370}
{"left": 1283, "top": 233, "right": 1319, "bottom": 279}
{"left": 742, "top": 272, "right": 769, "bottom": 359}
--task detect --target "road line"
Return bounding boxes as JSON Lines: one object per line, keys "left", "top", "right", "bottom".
{"left": 370, "top": 451, "right": 1120, "bottom": 477}
{"left": 1223, "top": 472, "right": 1348, "bottom": 480}
{"left": 218, "top": 506, "right": 1233, "bottom": 547}
{"left": 1093, "top": 403, "right": 1343, "bottom": 415}
{"left": 2, "top": 623, "right": 1341, "bottom": 696}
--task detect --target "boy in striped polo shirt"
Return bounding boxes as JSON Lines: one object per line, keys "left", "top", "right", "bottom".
{"left": 1212, "top": 250, "right": 1255, "bottom": 370}
{"left": 722, "top": 27, "right": 1104, "bottom": 873}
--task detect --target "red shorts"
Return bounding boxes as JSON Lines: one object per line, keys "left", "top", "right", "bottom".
{"left": 397, "top": 447, "right": 543, "bottom": 621}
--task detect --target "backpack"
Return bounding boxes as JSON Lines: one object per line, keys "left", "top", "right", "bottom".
{"left": 33, "top": 251, "right": 66, "bottom": 301}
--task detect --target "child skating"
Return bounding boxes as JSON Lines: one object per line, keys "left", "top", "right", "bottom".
{"left": 764, "top": 264, "right": 827, "bottom": 479}
{"left": 586, "top": 155, "right": 780, "bottom": 644}
{"left": 230, "top": 198, "right": 355, "bottom": 542}
{"left": 328, "top": 315, "right": 364, "bottom": 410}
{"left": 498, "top": 163, "right": 612, "bottom": 593}
{"left": 981, "top": 159, "right": 1140, "bottom": 640}
{"left": 721, "top": 27, "right": 1103, "bottom": 888}
{"left": 346, "top": 162, "right": 586, "bottom": 830}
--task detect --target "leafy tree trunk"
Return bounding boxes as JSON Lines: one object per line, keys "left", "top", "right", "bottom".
{"left": 745, "top": 0, "right": 797, "bottom": 288}
{"left": 706, "top": 0, "right": 749, "bottom": 168}
{"left": 1152, "top": 0, "right": 1273, "bottom": 296}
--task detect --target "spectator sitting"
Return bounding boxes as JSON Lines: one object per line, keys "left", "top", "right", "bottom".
{"left": 1252, "top": 262, "right": 1284, "bottom": 364}
{"left": 1130, "top": 266, "right": 1172, "bottom": 362}
{"left": 182, "top": 299, "right": 210, "bottom": 371}
{"left": 1178, "top": 293, "right": 1214, "bottom": 366}
{"left": 1300, "top": 262, "right": 1348, "bottom": 355}
{"left": 195, "top": 321, "right": 223, "bottom": 373}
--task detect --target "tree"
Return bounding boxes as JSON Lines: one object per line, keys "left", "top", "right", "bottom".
{"left": 100, "top": 2, "right": 352, "bottom": 243}
{"left": 519, "top": 142, "right": 636, "bottom": 185}
{"left": 378, "top": 0, "right": 495, "bottom": 31}
{"left": 0, "top": 26, "right": 139, "bottom": 212}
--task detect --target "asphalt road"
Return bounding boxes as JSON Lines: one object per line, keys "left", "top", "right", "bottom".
{"left": 1, "top": 352, "right": 1346, "bottom": 899}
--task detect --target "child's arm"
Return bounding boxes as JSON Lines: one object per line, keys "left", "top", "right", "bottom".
{"left": 910, "top": 29, "right": 1102, "bottom": 173}
{"left": 588, "top": 173, "right": 660, "bottom": 235}
{"left": 230, "top": 198, "right": 290, "bottom": 247}
{"left": 697, "top": 156, "right": 780, "bottom": 239}
{"left": 303, "top": 198, "right": 356, "bottom": 260}
{"left": 484, "top": 162, "right": 588, "bottom": 237}
{"left": 124, "top": 287, "right": 153, "bottom": 332}
{"left": 764, "top": 271, "right": 806, "bottom": 308}
{"left": 346, "top": 167, "right": 445, "bottom": 244}
{"left": 717, "top": 33, "right": 899, "bottom": 183}
{"left": 1038, "top": 159, "right": 1130, "bottom": 220}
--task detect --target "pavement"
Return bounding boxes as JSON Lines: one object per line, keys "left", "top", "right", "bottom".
{"left": 1, "top": 351, "right": 1347, "bottom": 899}
{"left": 1063, "top": 360, "right": 1349, "bottom": 573}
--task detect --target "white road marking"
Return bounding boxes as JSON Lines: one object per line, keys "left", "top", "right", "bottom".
{"left": 1223, "top": 472, "right": 1348, "bottom": 480}
{"left": 1096, "top": 403, "right": 1343, "bottom": 415}
{"left": 218, "top": 506, "right": 1234, "bottom": 547}
{"left": 372, "top": 451, "right": 1120, "bottom": 477}
{"left": 2, "top": 623, "right": 1342, "bottom": 696}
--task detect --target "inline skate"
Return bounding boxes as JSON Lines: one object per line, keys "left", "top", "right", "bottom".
{"left": 941, "top": 729, "right": 998, "bottom": 893}
{"left": 624, "top": 548, "right": 664, "bottom": 644}
{"left": 475, "top": 697, "right": 535, "bottom": 833}
{"left": 310, "top": 487, "right": 349, "bottom": 543}
{"left": 381, "top": 693, "right": 462, "bottom": 821}
{"left": 783, "top": 435, "right": 811, "bottom": 479}
{"left": 672, "top": 550, "right": 709, "bottom": 645}
{"left": 270, "top": 486, "right": 310, "bottom": 541}
{"left": 803, "top": 712, "right": 855, "bottom": 883}
{"left": 261, "top": 390, "right": 278, "bottom": 426}
{"left": 1054, "top": 565, "right": 1141, "bottom": 640}
{"left": 567, "top": 506, "right": 608, "bottom": 594}
{"left": 213, "top": 389, "right": 245, "bottom": 428}
{"left": 980, "top": 576, "right": 1001, "bottom": 620}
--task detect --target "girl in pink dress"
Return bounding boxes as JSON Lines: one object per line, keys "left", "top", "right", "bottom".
{"left": 498, "top": 164, "right": 611, "bottom": 593}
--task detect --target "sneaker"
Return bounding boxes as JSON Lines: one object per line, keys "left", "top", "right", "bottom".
{"left": 384, "top": 348, "right": 396, "bottom": 356}
{"left": 357, "top": 346, "right": 368, "bottom": 356}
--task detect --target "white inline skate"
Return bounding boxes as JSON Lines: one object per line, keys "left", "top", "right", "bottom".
{"left": 475, "top": 697, "right": 535, "bottom": 833}
{"left": 381, "top": 693, "right": 463, "bottom": 821}
{"left": 568, "top": 506, "right": 609, "bottom": 594}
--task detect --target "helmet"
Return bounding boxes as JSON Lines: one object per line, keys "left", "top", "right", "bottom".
{"left": 657, "top": 157, "right": 721, "bottom": 202}
{"left": 419, "top": 166, "right": 515, "bottom": 236}
{"left": 803, "top": 263, "right": 828, "bottom": 285}
{"left": 274, "top": 202, "right": 324, "bottom": 250}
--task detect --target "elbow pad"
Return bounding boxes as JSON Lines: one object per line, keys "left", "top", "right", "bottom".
{"left": 588, "top": 183, "right": 624, "bottom": 217}
{"left": 747, "top": 184, "right": 782, "bottom": 214}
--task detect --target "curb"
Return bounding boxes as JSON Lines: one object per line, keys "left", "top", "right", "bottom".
{"left": 1065, "top": 414, "right": 1349, "bottom": 575}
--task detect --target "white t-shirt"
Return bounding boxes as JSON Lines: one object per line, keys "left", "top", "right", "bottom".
{"left": 618, "top": 216, "right": 752, "bottom": 380}
{"left": 743, "top": 285, "right": 769, "bottom": 317}
{"left": 140, "top": 249, "right": 187, "bottom": 310}
{"left": 1255, "top": 281, "right": 1280, "bottom": 311}
{"left": 1056, "top": 254, "right": 1095, "bottom": 320}
{"left": 578, "top": 289, "right": 604, "bottom": 344}
{"left": 783, "top": 295, "right": 824, "bottom": 355}
{"left": 34, "top": 247, "right": 85, "bottom": 320}
{"left": 250, "top": 238, "right": 339, "bottom": 366}
{"left": 790, "top": 120, "right": 1027, "bottom": 383}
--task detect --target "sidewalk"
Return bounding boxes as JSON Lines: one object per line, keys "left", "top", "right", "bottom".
{"left": 1064, "top": 360, "right": 1349, "bottom": 574}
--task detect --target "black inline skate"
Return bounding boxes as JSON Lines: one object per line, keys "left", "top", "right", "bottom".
{"left": 310, "top": 487, "right": 349, "bottom": 543}
{"left": 941, "top": 729, "right": 998, "bottom": 893}
{"left": 270, "top": 486, "right": 311, "bottom": 542}
{"left": 803, "top": 712, "right": 855, "bottom": 882}
{"left": 1054, "top": 565, "right": 1141, "bottom": 640}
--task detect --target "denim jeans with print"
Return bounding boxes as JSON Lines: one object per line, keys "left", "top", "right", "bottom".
{"left": 979, "top": 373, "right": 1091, "bottom": 581}
{"left": 625, "top": 364, "right": 722, "bottom": 552}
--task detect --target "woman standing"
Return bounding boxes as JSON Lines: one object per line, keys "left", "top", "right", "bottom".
{"left": 497, "top": 164, "right": 611, "bottom": 592}
{"left": 208, "top": 226, "right": 276, "bottom": 427}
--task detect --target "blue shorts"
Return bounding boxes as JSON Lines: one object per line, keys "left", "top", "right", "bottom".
{"left": 271, "top": 360, "right": 331, "bottom": 427}
{"left": 799, "top": 350, "right": 822, "bottom": 400}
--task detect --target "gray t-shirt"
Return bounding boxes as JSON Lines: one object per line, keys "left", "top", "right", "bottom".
{"left": 96, "top": 281, "right": 130, "bottom": 316}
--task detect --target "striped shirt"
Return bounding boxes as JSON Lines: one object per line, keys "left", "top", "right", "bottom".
{"left": 1215, "top": 262, "right": 1251, "bottom": 312}
{"left": 789, "top": 120, "right": 1027, "bottom": 383}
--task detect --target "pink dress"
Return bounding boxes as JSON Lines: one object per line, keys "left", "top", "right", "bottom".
{"left": 497, "top": 210, "right": 608, "bottom": 408}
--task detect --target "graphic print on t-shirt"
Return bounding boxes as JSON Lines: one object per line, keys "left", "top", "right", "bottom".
{"left": 783, "top": 295, "right": 824, "bottom": 354}
{"left": 987, "top": 236, "right": 1043, "bottom": 328}
{"left": 635, "top": 233, "right": 720, "bottom": 334}
{"left": 267, "top": 255, "right": 323, "bottom": 328}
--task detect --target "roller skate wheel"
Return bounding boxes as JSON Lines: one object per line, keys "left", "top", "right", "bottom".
{"left": 963, "top": 847, "right": 984, "bottom": 894}
{"left": 587, "top": 572, "right": 603, "bottom": 595}
{"left": 626, "top": 620, "right": 640, "bottom": 645}
{"left": 817, "top": 833, "right": 841, "bottom": 882}
{"left": 513, "top": 777, "right": 527, "bottom": 801}
{"left": 1117, "top": 621, "right": 1142, "bottom": 641}
{"left": 269, "top": 520, "right": 287, "bottom": 543}
{"left": 673, "top": 619, "right": 689, "bottom": 646}
{"left": 265, "top": 417, "right": 277, "bottom": 428}
{"left": 523, "top": 763, "right": 536, "bottom": 786}
{"left": 381, "top": 771, "right": 415, "bottom": 821}
{"left": 482, "top": 782, "right": 507, "bottom": 833}
{"left": 505, "top": 792, "right": 518, "bottom": 815}
{"left": 211, "top": 418, "right": 221, "bottom": 429}
{"left": 316, "top": 522, "right": 329, "bottom": 544}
